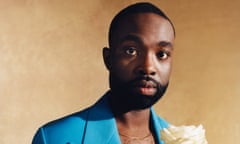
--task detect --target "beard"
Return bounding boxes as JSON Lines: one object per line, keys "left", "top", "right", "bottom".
{"left": 109, "top": 74, "right": 168, "bottom": 113}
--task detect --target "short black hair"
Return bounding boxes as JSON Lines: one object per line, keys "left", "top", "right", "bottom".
{"left": 108, "top": 2, "right": 175, "bottom": 48}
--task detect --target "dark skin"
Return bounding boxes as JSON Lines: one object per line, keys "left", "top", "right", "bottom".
{"left": 103, "top": 13, "right": 175, "bottom": 142}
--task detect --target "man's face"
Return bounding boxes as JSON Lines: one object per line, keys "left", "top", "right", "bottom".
{"left": 104, "top": 13, "right": 175, "bottom": 110}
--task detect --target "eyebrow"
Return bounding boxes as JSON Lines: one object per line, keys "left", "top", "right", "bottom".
{"left": 119, "top": 34, "right": 144, "bottom": 45}
{"left": 120, "top": 34, "right": 174, "bottom": 50}
{"left": 158, "top": 41, "right": 174, "bottom": 50}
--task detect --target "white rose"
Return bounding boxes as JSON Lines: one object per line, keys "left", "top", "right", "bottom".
{"left": 160, "top": 125, "right": 208, "bottom": 144}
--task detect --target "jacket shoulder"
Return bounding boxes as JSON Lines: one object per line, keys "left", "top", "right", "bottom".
{"left": 32, "top": 108, "right": 90, "bottom": 144}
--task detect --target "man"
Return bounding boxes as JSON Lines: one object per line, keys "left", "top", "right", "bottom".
{"left": 32, "top": 2, "right": 175, "bottom": 144}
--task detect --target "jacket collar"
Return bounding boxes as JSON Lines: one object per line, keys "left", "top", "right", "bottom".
{"left": 151, "top": 107, "right": 168, "bottom": 144}
{"left": 83, "top": 92, "right": 167, "bottom": 144}
{"left": 83, "top": 93, "right": 121, "bottom": 143}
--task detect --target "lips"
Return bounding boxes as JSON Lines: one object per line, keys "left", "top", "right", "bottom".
{"left": 134, "top": 80, "right": 156, "bottom": 87}
{"left": 132, "top": 80, "right": 157, "bottom": 96}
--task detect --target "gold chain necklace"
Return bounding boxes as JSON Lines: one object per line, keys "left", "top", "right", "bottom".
{"left": 119, "top": 132, "right": 154, "bottom": 144}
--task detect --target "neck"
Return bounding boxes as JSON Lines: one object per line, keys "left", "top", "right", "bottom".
{"left": 108, "top": 92, "right": 153, "bottom": 136}
{"left": 116, "top": 108, "right": 152, "bottom": 137}
{"left": 108, "top": 93, "right": 155, "bottom": 143}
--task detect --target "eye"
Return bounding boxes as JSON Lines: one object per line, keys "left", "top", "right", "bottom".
{"left": 125, "top": 47, "right": 137, "bottom": 56}
{"left": 157, "top": 51, "right": 169, "bottom": 60}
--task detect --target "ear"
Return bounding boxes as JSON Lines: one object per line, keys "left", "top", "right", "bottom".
{"left": 102, "top": 47, "right": 111, "bottom": 70}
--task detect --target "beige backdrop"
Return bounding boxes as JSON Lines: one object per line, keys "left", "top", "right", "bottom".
{"left": 0, "top": 0, "right": 239, "bottom": 143}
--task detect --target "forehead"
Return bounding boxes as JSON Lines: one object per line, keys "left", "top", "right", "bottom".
{"left": 111, "top": 13, "right": 174, "bottom": 45}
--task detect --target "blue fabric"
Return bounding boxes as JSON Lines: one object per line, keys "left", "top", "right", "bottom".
{"left": 32, "top": 93, "right": 169, "bottom": 144}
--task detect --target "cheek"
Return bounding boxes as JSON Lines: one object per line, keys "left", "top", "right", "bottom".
{"left": 112, "top": 59, "right": 135, "bottom": 80}
{"left": 156, "top": 63, "right": 172, "bottom": 84}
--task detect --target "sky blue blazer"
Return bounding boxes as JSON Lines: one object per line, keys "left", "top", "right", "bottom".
{"left": 32, "top": 92, "right": 169, "bottom": 144}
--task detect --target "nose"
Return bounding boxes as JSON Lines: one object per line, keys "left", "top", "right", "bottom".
{"left": 136, "top": 52, "right": 156, "bottom": 76}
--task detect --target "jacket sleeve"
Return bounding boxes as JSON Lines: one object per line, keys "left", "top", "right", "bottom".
{"left": 32, "top": 128, "right": 47, "bottom": 144}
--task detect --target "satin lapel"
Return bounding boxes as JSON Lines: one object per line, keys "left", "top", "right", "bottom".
{"left": 82, "top": 95, "right": 121, "bottom": 144}
{"left": 150, "top": 108, "right": 169, "bottom": 144}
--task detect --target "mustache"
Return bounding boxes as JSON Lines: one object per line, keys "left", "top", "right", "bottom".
{"left": 127, "top": 75, "right": 159, "bottom": 87}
